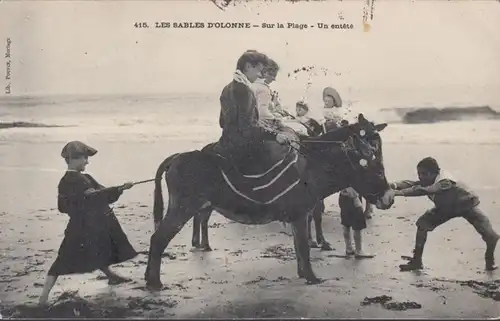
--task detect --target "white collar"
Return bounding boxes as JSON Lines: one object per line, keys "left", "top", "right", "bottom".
{"left": 254, "top": 78, "right": 269, "bottom": 86}
{"left": 434, "top": 170, "right": 454, "bottom": 183}
{"left": 233, "top": 70, "right": 252, "bottom": 88}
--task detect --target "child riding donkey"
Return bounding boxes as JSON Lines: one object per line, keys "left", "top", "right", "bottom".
{"left": 215, "top": 50, "right": 296, "bottom": 157}
{"left": 251, "top": 57, "right": 286, "bottom": 131}
{"left": 212, "top": 50, "right": 298, "bottom": 174}
{"left": 392, "top": 157, "right": 499, "bottom": 271}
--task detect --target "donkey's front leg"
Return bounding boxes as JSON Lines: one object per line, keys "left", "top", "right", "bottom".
{"left": 307, "top": 213, "right": 319, "bottom": 248}
{"left": 313, "top": 203, "right": 333, "bottom": 251}
{"left": 291, "top": 215, "right": 323, "bottom": 284}
{"left": 292, "top": 227, "right": 305, "bottom": 278}
{"left": 191, "top": 214, "right": 201, "bottom": 248}
{"left": 199, "top": 209, "right": 213, "bottom": 252}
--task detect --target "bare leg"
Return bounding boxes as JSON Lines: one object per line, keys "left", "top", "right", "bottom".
{"left": 400, "top": 228, "right": 426, "bottom": 271}
{"left": 291, "top": 215, "right": 322, "bottom": 284}
{"left": 200, "top": 209, "right": 212, "bottom": 251}
{"left": 353, "top": 230, "right": 375, "bottom": 258}
{"left": 343, "top": 226, "right": 354, "bottom": 255}
{"left": 464, "top": 208, "right": 499, "bottom": 271}
{"left": 414, "top": 228, "right": 428, "bottom": 257}
{"left": 145, "top": 199, "right": 197, "bottom": 290}
{"left": 364, "top": 200, "right": 374, "bottom": 219}
{"left": 38, "top": 275, "right": 58, "bottom": 306}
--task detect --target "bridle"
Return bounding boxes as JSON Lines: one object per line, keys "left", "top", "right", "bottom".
{"left": 289, "top": 130, "right": 386, "bottom": 199}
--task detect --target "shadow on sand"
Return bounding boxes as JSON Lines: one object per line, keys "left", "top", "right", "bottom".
{"left": 2, "top": 290, "right": 178, "bottom": 318}
{"left": 183, "top": 298, "right": 310, "bottom": 318}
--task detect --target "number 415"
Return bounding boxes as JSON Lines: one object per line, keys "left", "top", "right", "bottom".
{"left": 134, "top": 22, "right": 149, "bottom": 28}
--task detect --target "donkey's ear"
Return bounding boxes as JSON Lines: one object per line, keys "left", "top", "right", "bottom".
{"left": 375, "top": 123, "right": 388, "bottom": 132}
{"left": 357, "top": 113, "right": 366, "bottom": 122}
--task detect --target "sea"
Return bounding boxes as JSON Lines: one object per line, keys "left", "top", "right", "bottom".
{"left": 1, "top": 92, "right": 500, "bottom": 145}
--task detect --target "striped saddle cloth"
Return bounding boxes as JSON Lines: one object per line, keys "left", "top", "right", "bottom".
{"left": 203, "top": 142, "right": 302, "bottom": 205}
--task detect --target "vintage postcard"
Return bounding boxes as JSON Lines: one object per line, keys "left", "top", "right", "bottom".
{"left": 0, "top": 0, "right": 499, "bottom": 318}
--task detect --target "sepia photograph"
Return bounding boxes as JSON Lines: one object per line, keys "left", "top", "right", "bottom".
{"left": 0, "top": 0, "right": 499, "bottom": 318}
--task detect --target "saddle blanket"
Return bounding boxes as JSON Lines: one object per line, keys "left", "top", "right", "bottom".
{"left": 219, "top": 149, "right": 301, "bottom": 205}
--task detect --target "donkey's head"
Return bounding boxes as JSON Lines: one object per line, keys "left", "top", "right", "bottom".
{"left": 307, "top": 114, "right": 394, "bottom": 210}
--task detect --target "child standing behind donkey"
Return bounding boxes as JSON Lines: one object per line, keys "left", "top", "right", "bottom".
{"left": 339, "top": 187, "right": 375, "bottom": 258}
{"left": 39, "top": 141, "right": 139, "bottom": 305}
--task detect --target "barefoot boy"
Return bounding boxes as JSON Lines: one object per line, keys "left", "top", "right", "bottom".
{"left": 392, "top": 157, "right": 499, "bottom": 271}
{"left": 339, "top": 187, "right": 375, "bottom": 258}
{"left": 39, "top": 141, "right": 139, "bottom": 305}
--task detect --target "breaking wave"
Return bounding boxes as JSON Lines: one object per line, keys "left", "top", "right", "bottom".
{"left": 0, "top": 121, "right": 70, "bottom": 129}
{"left": 381, "top": 105, "right": 500, "bottom": 124}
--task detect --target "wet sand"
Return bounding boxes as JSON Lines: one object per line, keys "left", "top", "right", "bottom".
{"left": 0, "top": 139, "right": 499, "bottom": 318}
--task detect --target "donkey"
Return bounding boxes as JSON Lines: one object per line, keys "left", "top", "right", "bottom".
{"left": 190, "top": 196, "right": 333, "bottom": 252}
{"left": 145, "top": 114, "right": 394, "bottom": 290}
{"left": 190, "top": 121, "right": 370, "bottom": 252}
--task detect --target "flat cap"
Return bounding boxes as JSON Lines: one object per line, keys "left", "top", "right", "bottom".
{"left": 322, "top": 87, "right": 342, "bottom": 107}
{"left": 61, "top": 141, "right": 97, "bottom": 159}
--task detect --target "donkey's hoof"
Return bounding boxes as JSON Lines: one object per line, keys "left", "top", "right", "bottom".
{"left": 320, "top": 243, "right": 333, "bottom": 251}
{"left": 485, "top": 265, "right": 498, "bottom": 271}
{"left": 306, "top": 277, "right": 323, "bottom": 285}
{"left": 146, "top": 280, "right": 163, "bottom": 291}
{"left": 309, "top": 241, "right": 319, "bottom": 248}
{"left": 202, "top": 246, "right": 213, "bottom": 252}
{"left": 297, "top": 271, "right": 306, "bottom": 279}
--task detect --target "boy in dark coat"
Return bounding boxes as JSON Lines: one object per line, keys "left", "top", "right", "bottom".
{"left": 38, "top": 141, "right": 138, "bottom": 305}
{"left": 393, "top": 157, "right": 499, "bottom": 271}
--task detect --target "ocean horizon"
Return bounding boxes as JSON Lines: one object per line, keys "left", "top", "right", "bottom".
{"left": 1, "top": 90, "right": 500, "bottom": 145}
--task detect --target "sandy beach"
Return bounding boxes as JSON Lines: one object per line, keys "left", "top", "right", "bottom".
{"left": 0, "top": 128, "right": 499, "bottom": 318}
{"left": 1, "top": 0, "right": 499, "bottom": 317}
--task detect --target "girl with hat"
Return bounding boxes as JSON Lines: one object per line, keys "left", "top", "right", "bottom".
{"left": 322, "top": 86, "right": 346, "bottom": 132}
{"left": 38, "top": 141, "right": 138, "bottom": 305}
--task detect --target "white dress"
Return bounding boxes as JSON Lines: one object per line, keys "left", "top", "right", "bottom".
{"left": 251, "top": 79, "right": 278, "bottom": 121}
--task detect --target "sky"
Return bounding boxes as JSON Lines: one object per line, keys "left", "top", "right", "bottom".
{"left": 0, "top": 0, "right": 499, "bottom": 104}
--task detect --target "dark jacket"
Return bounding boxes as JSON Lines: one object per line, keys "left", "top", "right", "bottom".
{"left": 218, "top": 80, "right": 276, "bottom": 155}
{"left": 48, "top": 171, "right": 137, "bottom": 275}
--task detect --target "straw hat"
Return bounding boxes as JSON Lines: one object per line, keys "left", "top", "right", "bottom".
{"left": 322, "top": 87, "right": 342, "bottom": 107}
{"left": 61, "top": 141, "right": 97, "bottom": 159}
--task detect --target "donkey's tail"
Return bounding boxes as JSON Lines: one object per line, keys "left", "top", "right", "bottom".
{"left": 153, "top": 153, "right": 180, "bottom": 228}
